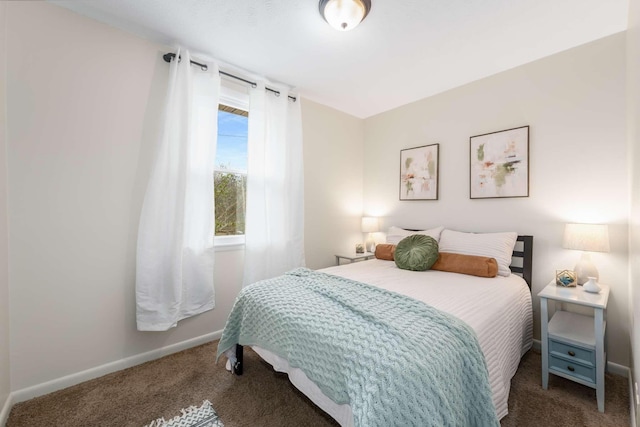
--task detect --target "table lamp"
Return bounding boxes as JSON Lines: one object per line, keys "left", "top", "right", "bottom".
{"left": 361, "top": 217, "right": 379, "bottom": 253}
{"left": 562, "top": 223, "right": 610, "bottom": 291}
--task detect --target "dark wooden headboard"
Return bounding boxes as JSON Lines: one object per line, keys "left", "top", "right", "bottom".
{"left": 512, "top": 235, "right": 533, "bottom": 289}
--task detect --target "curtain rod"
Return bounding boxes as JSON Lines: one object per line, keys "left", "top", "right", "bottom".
{"left": 162, "top": 53, "right": 297, "bottom": 102}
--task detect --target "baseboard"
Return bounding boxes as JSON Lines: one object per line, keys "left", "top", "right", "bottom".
{"left": 609, "top": 361, "right": 631, "bottom": 377}
{"left": 532, "top": 338, "right": 541, "bottom": 352}
{"left": 11, "top": 330, "right": 223, "bottom": 405}
{"left": 629, "top": 369, "right": 637, "bottom": 427}
{"left": 0, "top": 392, "right": 13, "bottom": 427}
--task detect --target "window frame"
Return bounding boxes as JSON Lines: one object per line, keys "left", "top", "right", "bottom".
{"left": 215, "top": 82, "right": 250, "bottom": 249}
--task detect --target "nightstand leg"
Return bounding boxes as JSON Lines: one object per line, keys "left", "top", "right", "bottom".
{"left": 335, "top": 256, "right": 340, "bottom": 266}
{"left": 541, "top": 297, "right": 549, "bottom": 389}
{"left": 595, "top": 307, "right": 605, "bottom": 412}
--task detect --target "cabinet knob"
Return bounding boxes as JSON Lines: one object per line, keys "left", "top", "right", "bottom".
{"left": 568, "top": 351, "right": 575, "bottom": 357}
{"left": 567, "top": 365, "right": 575, "bottom": 372}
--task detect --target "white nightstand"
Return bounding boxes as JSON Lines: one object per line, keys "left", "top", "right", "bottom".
{"left": 335, "top": 253, "right": 375, "bottom": 265}
{"left": 538, "top": 281, "right": 610, "bottom": 412}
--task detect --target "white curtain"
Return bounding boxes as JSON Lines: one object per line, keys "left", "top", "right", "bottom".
{"left": 243, "top": 83, "right": 305, "bottom": 286}
{"left": 136, "top": 49, "right": 221, "bottom": 331}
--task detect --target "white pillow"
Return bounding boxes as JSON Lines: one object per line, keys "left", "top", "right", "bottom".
{"left": 438, "top": 229, "right": 518, "bottom": 277}
{"left": 386, "top": 226, "right": 444, "bottom": 245}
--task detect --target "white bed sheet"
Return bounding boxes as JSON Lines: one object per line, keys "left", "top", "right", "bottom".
{"left": 252, "top": 259, "right": 533, "bottom": 425}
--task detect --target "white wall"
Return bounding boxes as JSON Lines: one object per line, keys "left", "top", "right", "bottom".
{"left": 4, "top": 1, "right": 362, "bottom": 394}
{"left": 4, "top": 1, "right": 242, "bottom": 391}
{"left": 363, "top": 34, "right": 630, "bottom": 366}
{"left": 0, "top": 0, "right": 11, "bottom": 413}
{"left": 627, "top": 0, "right": 640, "bottom": 420}
{"left": 301, "top": 99, "right": 365, "bottom": 270}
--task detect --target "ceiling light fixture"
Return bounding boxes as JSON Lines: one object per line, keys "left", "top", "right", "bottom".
{"left": 319, "top": 0, "right": 371, "bottom": 31}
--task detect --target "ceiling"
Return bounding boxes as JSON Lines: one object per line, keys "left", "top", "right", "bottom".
{"left": 49, "top": 0, "right": 629, "bottom": 118}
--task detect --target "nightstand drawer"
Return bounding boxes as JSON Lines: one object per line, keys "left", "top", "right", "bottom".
{"left": 549, "top": 354, "right": 596, "bottom": 384}
{"left": 549, "top": 339, "right": 595, "bottom": 366}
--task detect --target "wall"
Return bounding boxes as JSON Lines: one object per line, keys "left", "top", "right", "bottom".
{"left": 301, "top": 99, "right": 365, "bottom": 269}
{"left": 628, "top": 0, "right": 640, "bottom": 420}
{"left": 6, "top": 1, "right": 226, "bottom": 391}
{"left": 363, "top": 34, "right": 630, "bottom": 366}
{"left": 0, "top": 0, "right": 11, "bottom": 417}
{"left": 4, "top": 1, "right": 361, "bottom": 394}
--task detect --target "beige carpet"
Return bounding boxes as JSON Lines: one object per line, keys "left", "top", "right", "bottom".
{"left": 7, "top": 341, "right": 630, "bottom": 426}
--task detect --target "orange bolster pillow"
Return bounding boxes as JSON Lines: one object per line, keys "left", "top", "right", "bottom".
{"left": 431, "top": 252, "right": 498, "bottom": 278}
{"left": 375, "top": 244, "right": 396, "bottom": 261}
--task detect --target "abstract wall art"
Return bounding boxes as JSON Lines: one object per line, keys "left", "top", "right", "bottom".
{"left": 470, "top": 126, "right": 529, "bottom": 199}
{"left": 400, "top": 143, "right": 439, "bottom": 201}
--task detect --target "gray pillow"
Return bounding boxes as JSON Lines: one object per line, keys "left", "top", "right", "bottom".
{"left": 394, "top": 234, "right": 439, "bottom": 271}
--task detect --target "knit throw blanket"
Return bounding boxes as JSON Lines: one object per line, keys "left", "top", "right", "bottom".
{"left": 217, "top": 268, "right": 499, "bottom": 427}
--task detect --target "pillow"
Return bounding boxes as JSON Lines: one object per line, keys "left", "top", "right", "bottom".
{"left": 375, "top": 244, "right": 396, "bottom": 261}
{"left": 394, "top": 235, "right": 439, "bottom": 271}
{"left": 431, "top": 252, "right": 498, "bottom": 278}
{"left": 438, "top": 229, "right": 517, "bottom": 277}
{"left": 386, "top": 225, "right": 444, "bottom": 245}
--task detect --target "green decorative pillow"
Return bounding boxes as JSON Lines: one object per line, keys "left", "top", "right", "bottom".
{"left": 394, "top": 235, "right": 439, "bottom": 271}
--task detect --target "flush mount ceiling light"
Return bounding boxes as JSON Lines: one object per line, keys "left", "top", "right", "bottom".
{"left": 319, "top": 0, "right": 372, "bottom": 31}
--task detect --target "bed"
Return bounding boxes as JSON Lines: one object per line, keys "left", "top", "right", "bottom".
{"left": 217, "top": 230, "right": 533, "bottom": 426}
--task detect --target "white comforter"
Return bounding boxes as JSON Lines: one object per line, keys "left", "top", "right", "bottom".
{"left": 253, "top": 259, "right": 533, "bottom": 424}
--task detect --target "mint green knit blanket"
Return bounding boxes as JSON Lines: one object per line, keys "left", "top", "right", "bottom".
{"left": 217, "top": 268, "right": 498, "bottom": 427}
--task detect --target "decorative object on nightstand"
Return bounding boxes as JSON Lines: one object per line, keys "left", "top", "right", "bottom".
{"left": 355, "top": 243, "right": 364, "bottom": 254}
{"left": 555, "top": 269, "right": 577, "bottom": 287}
{"left": 562, "top": 223, "right": 610, "bottom": 285}
{"left": 538, "top": 281, "right": 610, "bottom": 412}
{"left": 582, "top": 276, "right": 601, "bottom": 293}
{"left": 361, "top": 217, "right": 379, "bottom": 253}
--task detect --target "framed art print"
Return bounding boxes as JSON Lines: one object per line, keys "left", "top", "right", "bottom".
{"left": 470, "top": 126, "right": 529, "bottom": 199}
{"left": 400, "top": 143, "right": 439, "bottom": 200}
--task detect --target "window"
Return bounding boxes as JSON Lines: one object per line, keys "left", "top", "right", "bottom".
{"left": 214, "top": 104, "right": 248, "bottom": 245}
{"left": 214, "top": 82, "right": 249, "bottom": 247}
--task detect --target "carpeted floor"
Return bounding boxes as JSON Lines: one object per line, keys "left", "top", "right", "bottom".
{"left": 7, "top": 341, "right": 630, "bottom": 427}
{"left": 501, "top": 349, "right": 629, "bottom": 427}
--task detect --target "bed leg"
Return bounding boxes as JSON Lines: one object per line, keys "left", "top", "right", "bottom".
{"left": 233, "top": 344, "right": 243, "bottom": 375}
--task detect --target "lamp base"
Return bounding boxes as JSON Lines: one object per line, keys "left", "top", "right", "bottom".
{"left": 364, "top": 231, "right": 376, "bottom": 253}
{"left": 583, "top": 277, "right": 601, "bottom": 293}
{"left": 365, "top": 239, "right": 376, "bottom": 253}
{"left": 574, "top": 252, "right": 598, "bottom": 285}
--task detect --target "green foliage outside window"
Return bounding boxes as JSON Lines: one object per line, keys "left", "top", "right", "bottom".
{"left": 214, "top": 170, "right": 246, "bottom": 236}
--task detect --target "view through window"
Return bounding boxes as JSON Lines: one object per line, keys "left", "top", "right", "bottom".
{"left": 215, "top": 105, "right": 248, "bottom": 236}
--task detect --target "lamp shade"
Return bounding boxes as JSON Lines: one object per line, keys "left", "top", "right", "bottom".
{"left": 319, "top": 0, "right": 371, "bottom": 31}
{"left": 361, "top": 217, "right": 379, "bottom": 233}
{"left": 562, "top": 223, "right": 610, "bottom": 253}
